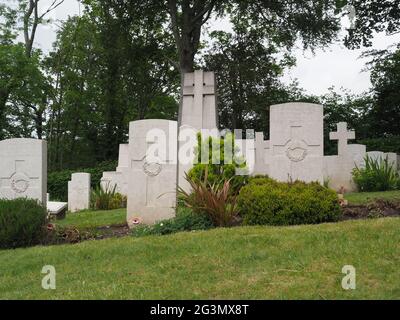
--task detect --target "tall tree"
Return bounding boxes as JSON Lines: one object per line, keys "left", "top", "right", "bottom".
{"left": 343, "top": 0, "right": 400, "bottom": 49}
{"left": 368, "top": 48, "right": 400, "bottom": 136}
{"left": 119, "top": 0, "right": 342, "bottom": 75}
{"left": 203, "top": 24, "right": 295, "bottom": 133}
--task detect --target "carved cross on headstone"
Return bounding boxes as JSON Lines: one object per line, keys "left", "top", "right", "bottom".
{"left": 330, "top": 122, "right": 355, "bottom": 156}
{"left": 182, "top": 70, "right": 215, "bottom": 129}
{"left": 0, "top": 159, "right": 39, "bottom": 195}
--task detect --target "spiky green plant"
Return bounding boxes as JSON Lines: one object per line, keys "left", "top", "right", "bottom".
{"left": 352, "top": 155, "right": 399, "bottom": 192}
{"left": 90, "top": 183, "right": 119, "bottom": 210}
{"left": 178, "top": 167, "right": 240, "bottom": 227}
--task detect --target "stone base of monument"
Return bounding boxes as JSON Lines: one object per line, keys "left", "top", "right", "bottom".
{"left": 47, "top": 201, "right": 68, "bottom": 220}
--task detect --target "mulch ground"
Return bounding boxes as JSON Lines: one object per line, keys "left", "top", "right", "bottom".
{"left": 342, "top": 199, "right": 400, "bottom": 220}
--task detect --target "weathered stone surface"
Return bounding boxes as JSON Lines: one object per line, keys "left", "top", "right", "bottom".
{"left": 366, "top": 151, "right": 385, "bottom": 162}
{"left": 181, "top": 70, "right": 218, "bottom": 130}
{"left": 48, "top": 201, "right": 68, "bottom": 218}
{"left": 323, "top": 123, "right": 366, "bottom": 192}
{"left": 178, "top": 70, "right": 219, "bottom": 191}
{"left": 330, "top": 122, "right": 356, "bottom": 156}
{"left": 127, "top": 119, "right": 178, "bottom": 225}
{"left": 100, "top": 144, "right": 129, "bottom": 196}
{"left": 269, "top": 103, "right": 324, "bottom": 183}
{"left": 251, "top": 132, "right": 270, "bottom": 175}
{"left": 0, "top": 138, "right": 47, "bottom": 205}
{"left": 384, "top": 152, "right": 398, "bottom": 169}
{"left": 68, "top": 173, "right": 91, "bottom": 213}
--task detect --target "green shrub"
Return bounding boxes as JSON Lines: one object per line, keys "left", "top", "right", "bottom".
{"left": 352, "top": 155, "right": 399, "bottom": 192}
{"left": 131, "top": 207, "right": 213, "bottom": 237}
{"left": 48, "top": 160, "right": 117, "bottom": 201}
{"left": 90, "top": 183, "right": 126, "bottom": 211}
{"left": 237, "top": 177, "right": 341, "bottom": 226}
{"left": 188, "top": 133, "right": 248, "bottom": 195}
{"left": 0, "top": 198, "right": 47, "bottom": 249}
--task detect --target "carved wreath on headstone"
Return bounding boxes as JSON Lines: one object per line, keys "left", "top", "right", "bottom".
{"left": 286, "top": 140, "right": 308, "bottom": 162}
{"left": 143, "top": 160, "right": 162, "bottom": 177}
{"left": 10, "top": 172, "right": 30, "bottom": 193}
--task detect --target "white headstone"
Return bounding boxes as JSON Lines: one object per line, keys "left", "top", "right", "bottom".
{"left": 0, "top": 138, "right": 47, "bottom": 205}
{"left": 100, "top": 144, "right": 129, "bottom": 196}
{"left": 68, "top": 173, "right": 91, "bottom": 213}
{"left": 127, "top": 119, "right": 178, "bottom": 225}
{"left": 250, "top": 132, "right": 270, "bottom": 175}
{"left": 116, "top": 144, "right": 129, "bottom": 170}
{"left": 385, "top": 152, "right": 398, "bottom": 169}
{"left": 269, "top": 103, "right": 324, "bottom": 183}
{"left": 366, "top": 151, "right": 385, "bottom": 162}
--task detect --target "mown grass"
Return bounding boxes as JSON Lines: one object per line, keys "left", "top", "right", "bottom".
{"left": 56, "top": 209, "right": 126, "bottom": 230}
{"left": 0, "top": 218, "right": 399, "bottom": 299}
{"left": 345, "top": 190, "right": 400, "bottom": 205}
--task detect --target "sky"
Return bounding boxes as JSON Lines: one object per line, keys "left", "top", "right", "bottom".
{"left": 8, "top": 0, "right": 400, "bottom": 96}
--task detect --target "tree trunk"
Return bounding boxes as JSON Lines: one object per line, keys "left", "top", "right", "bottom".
{"left": 34, "top": 110, "right": 43, "bottom": 139}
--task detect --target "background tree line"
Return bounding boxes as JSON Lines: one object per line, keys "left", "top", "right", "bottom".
{"left": 0, "top": 0, "right": 399, "bottom": 171}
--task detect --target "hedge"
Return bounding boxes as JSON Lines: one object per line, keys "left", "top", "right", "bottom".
{"left": 48, "top": 160, "right": 117, "bottom": 201}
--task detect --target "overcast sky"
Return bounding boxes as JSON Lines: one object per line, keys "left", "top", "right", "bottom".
{"left": 9, "top": 0, "right": 400, "bottom": 96}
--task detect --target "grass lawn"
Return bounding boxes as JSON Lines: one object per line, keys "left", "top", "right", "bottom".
{"left": 0, "top": 217, "right": 399, "bottom": 299}
{"left": 56, "top": 209, "right": 126, "bottom": 230}
{"left": 345, "top": 190, "right": 400, "bottom": 205}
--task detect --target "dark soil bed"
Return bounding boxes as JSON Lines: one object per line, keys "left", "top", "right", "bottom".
{"left": 95, "top": 224, "right": 130, "bottom": 239}
{"left": 342, "top": 199, "right": 400, "bottom": 220}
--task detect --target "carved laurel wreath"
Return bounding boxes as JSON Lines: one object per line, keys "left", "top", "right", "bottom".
{"left": 143, "top": 161, "right": 162, "bottom": 177}
{"left": 286, "top": 146, "right": 308, "bottom": 162}
{"left": 11, "top": 178, "right": 30, "bottom": 193}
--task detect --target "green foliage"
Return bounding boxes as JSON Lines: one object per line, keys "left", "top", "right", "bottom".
{"left": 48, "top": 161, "right": 117, "bottom": 201}
{"left": 319, "top": 88, "right": 374, "bottom": 155}
{"left": 359, "top": 136, "right": 400, "bottom": 154}
{"left": 45, "top": 10, "right": 179, "bottom": 170}
{"left": 237, "top": 177, "right": 342, "bottom": 226}
{"left": 343, "top": 0, "right": 400, "bottom": 49}
{"left": 352, "top": 155, "right": 399, "bottom": 192}
{"left": 188, "top": 133, "right": 248, "bottom": 195}
{"left": 0, "top": 198, "right": 47, "bottom": 249}
{"left": 90, "top": 183, "right": 126, "bottom": 211}
{"left": 179, "top": 172, "right": 240, "bottom": 227}
{"left": 131, "top": 207, "right": 213, "bottom": 237}
{"left": 367, "top": 48, "right": 400, "bottom": 137}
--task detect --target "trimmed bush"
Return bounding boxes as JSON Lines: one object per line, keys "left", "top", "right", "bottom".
{"left": 352, "top": 155, "right": 399, "bottom": 192}
{"left": 48, "top": 160, "right": 117, "bottom": 201}
{"left": 0, "top": 198, "right": 47, "bottom": 249}
{"left": 131, "top": 207, "right": 213, "bottom": 237}
{"left": 237, "top": 177, "right": 342, "bottom": 226}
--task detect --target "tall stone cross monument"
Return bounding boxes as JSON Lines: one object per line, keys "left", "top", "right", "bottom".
{"left": 180, "top": 70, "right": 218, "bottom": 130}
{"left": 178, "top": 70, "right": 219, "bottom": 190}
